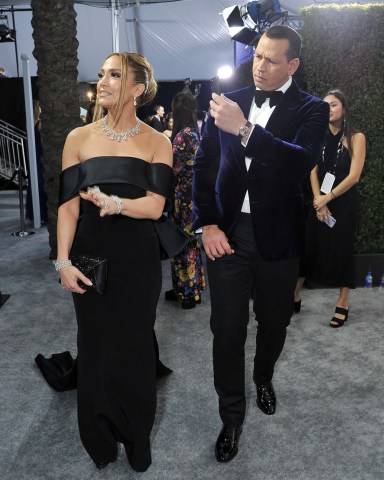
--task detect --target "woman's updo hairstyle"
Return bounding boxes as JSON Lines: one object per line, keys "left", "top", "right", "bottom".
{"left": 124, "top": 52, "right": 157, "bottom": 106}
{"left": 94, "top": 52, "right": 157, "bottom": 127}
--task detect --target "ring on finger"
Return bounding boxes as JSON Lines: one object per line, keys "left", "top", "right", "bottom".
{"left": 102, "top": 199, "right": 109, "bottom": 210}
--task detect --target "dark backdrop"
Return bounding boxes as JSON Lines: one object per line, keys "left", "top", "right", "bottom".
{"left": 0, "top": 77, "right": 39, "bottom": 131}
{"left": 138, "top": 79, "right": 213, "bottom": 119}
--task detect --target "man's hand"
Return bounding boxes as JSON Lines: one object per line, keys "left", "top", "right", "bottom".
{"left": 202, "top": 224, "right": 234, "bottom": 261}
{"left": 209, "top": 93, "right": 247, "bottom": 136}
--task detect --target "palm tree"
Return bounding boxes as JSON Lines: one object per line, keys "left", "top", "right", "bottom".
{"left": 31, "top": 0, "right": 81, "bottom": 258}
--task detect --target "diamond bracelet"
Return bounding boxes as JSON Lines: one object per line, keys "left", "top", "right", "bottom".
{"left": 110, "top": 195, "right": 122, "bottom": 215}
{"left": 54, "top": 260, "right": 72, "bottom": 272}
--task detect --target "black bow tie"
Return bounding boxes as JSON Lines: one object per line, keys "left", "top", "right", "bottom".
{"left": 254, "top": 90, "right": 283, "bottom": 108}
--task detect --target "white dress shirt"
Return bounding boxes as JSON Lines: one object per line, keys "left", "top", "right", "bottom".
{"left": 241, "top": 77, "right": 293, "bottom": 213}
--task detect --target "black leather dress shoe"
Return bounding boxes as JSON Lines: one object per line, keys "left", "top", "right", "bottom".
{"left": 95, "top": 461, "right": 109, "bottom": 469}
{"left": 256, "top": 382, "right": 276, "bottom": 415}
{"left": 215, "top": 424, "right": 242, "bottom": 463}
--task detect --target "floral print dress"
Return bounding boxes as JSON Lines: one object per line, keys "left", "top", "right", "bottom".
{"left": 170, "top": 127, "right": 206, "bottom": 301}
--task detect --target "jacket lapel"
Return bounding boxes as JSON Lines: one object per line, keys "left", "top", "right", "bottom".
{"left": 237, "top": 85, "right": 255, "bottom": 119}
{"left": 247, "top": 81, "right": 301, "bottom": 175}
{"left": 264, "top": 81, "right": 300, "bottom": 136}
{"left": 228, "top": 82, "right": 301, "bottom": 172}
{"left": 231, "top": 86, "right": 255, "bottom": 170}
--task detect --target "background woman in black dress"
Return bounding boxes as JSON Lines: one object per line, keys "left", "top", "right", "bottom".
{"left": 295, "top": 89, "right": 366, "bottom": 327}
{"left": 55, "top": 52, "right": 172, "bottom": 472}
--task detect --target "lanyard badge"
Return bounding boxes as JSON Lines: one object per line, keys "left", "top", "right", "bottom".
{"left": 320, "top": 172, "right": 336, "bottom": 194}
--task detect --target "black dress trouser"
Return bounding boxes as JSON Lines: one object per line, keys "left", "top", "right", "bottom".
{"left": 206, "top": 213, "right": 299, "bottom": 427}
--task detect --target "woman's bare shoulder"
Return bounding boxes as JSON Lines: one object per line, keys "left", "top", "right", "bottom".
{"left": 138, "top": 124, "right": 172, "bottom": 165}
{"left": 351, "top": 131, "right": 366, "bottom": 148}
{"left": 140, "top": 123, "right": 171, "bottom": 147}
{"left": 66, "top": 121, "right": 100, "bottom": 141}
{"left": 352, "top": 131, "right": 366, "bottom": 140}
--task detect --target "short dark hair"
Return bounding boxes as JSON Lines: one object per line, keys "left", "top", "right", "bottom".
{"left": 264, "top": 25, "right": 302, "bottom": 60}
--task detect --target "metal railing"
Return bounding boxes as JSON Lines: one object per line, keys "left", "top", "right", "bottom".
{"left": 0, "top": 119, "right": 35, "bottom": 236}
{"left": 0, "top": 119, "right": 28, "bottom": 185}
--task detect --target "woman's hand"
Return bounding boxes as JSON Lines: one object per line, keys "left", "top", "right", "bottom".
{"left": 79, "top": 186, "right": 118, "bottom": 217}
{"left": 59, "top": 265, "right": 92, "bottom": 294}
{"left": 316, "top": 205, "right": 331, "bottom": 223}
{"left": 313, "top": 193, "right": 331, "bottom": 211}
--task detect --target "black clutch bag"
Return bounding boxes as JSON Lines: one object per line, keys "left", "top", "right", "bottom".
{"left": 70, "top": 254, "right": 108, "bottom": 295}
{"left": 153, "top": 214, "right": 191, "bottom": 260}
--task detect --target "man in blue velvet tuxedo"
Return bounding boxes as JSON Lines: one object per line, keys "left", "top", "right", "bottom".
{"left": 192, "top": 26, "right": 329, "bottom": 463}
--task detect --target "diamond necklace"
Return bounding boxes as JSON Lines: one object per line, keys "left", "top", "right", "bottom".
{"left": 101, "top": 116, "right": 141, "bottom": 142}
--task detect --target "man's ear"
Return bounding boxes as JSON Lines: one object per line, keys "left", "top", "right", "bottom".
{"left": 288, "top": 58, "right": 300, "bottom": 77}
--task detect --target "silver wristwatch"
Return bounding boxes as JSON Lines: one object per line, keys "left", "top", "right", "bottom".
{"left": 238, "top": 120, "right": 252, "bottom": 138}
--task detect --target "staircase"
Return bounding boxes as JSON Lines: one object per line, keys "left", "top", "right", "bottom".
{"left": 0, "top": 119, "right": 28, "bottom": 186}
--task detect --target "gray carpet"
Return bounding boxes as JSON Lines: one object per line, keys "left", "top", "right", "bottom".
{"left": 1, "top": 189, "right": 384, "bottom": 480}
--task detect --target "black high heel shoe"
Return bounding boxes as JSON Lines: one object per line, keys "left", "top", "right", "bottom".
{"left": 181, "top": 297, "right": 196, "bottom": 309}
{"left": 293, "top": 299, "right": 301, "bottom": 313}
{"left": 330, "top": 307, "right": 349, "bottom": 328}
{"left": 165, "top": 290, "right": 178, "bottom": 301}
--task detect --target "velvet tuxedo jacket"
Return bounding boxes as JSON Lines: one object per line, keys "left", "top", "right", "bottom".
{"left": 192, "top": 81, "right": 329, "bottom": 261}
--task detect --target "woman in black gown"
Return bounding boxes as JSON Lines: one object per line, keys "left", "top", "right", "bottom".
{"left": 295, "top": 89, "right": 366, "bottom": 327}
{"left": 55, "top": 52, "right": 173, "bottom": 472}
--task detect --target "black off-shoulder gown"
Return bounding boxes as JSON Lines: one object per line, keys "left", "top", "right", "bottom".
{"left": 59, "top": 157, "right": 173, "bottom": 472}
